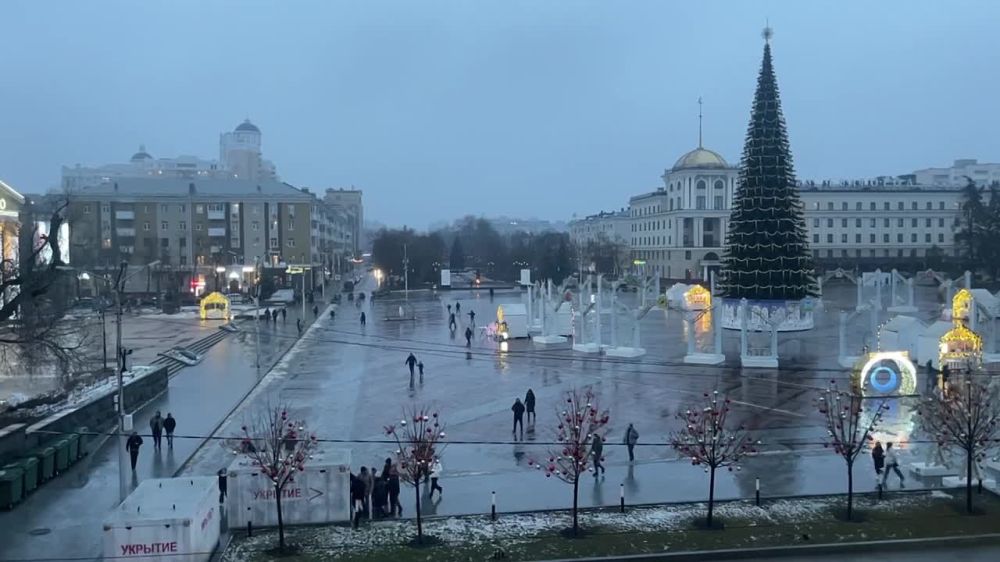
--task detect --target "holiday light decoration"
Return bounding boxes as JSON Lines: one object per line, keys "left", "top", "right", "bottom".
{"left": 720, "top": 30, "right": 816, "bottom": 301}
{"left": 939, "top": 324, "right": 983, "bottom": 370}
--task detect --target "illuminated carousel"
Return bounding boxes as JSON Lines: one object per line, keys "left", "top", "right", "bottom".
{"left": 939, "top": 323, "right": 983, "bottom": 372}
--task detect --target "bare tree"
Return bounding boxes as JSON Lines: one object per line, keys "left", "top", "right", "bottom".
{"left": 235, "top": 405, "right": 317, "bottom": 552}
{"left": 917, "top": 374, "right": 1000, "bottom": 513}
{"left": 528, "top": 387, "right": 610, "bottom": 536}
{"left": 671, "top": 390, "right": 758, "bottom": 528}
{"left": 0, "top": 202, "right": 91, "bottom": 375}
{"left": 384, "top": 406, "right": 446, "bottom": 544}
{"left": 817, "top": 381, "right": 888, "bottom": 520}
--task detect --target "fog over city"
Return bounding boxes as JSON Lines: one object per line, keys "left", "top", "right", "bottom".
{"left": 1, "top": 0, "right": 998, "bottom": 228}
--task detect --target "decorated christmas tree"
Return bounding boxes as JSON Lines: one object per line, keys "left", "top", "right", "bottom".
{"left": 721, "top": 29, "right": 816, "bottom": 301}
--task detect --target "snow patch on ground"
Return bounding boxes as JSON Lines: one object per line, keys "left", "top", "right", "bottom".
{"left": 223, "top": 493, "right": 944, "bottom": 560}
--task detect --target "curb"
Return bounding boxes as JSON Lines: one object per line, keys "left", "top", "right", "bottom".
{"left": 539, "top": 532, "right": 1000, "bottom": 561}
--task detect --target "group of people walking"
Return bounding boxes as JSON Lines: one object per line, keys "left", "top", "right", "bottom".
{"left": 871, "top": 440, "right": 905, "bottom": 488}
{"left": 125, "top": 411, "right": 178, "bottom": 472}
{"left": 349, "top": 457, "right": 443, "bottom": 528}
{"left": 261, "top": 307, "right": 287, "bottom": 324}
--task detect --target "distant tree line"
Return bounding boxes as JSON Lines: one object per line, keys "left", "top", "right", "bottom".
{"left": 955, "top": 178, "right": 1000, "bottom": 280}
{"left": 371, "top": 216, "right": 574, "bottom": 287}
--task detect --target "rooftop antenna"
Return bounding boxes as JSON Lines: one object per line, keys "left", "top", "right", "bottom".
{"left": 697, "top": 97, "right": 703, "bottom": 148}
{"left": 762, "top": 20, "right": 773, "bottom": 44}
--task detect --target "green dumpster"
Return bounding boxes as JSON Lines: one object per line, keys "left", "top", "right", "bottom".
{"left": 74, "top": 427, "right": 89, "bottom": 459}
{"left": 52, "top": 438, "right": 71, "bottom": 473}
{"left": 66, "top": 432, "right": 80, "bottom": 463}
{"left": 0, "top": 466, "right": 24, "bottom": 509}
{"left": 27, "top": 447, "right": 55, "bottom": 483}
{"left": 4, "top": 458, "right": 38, "bottom": 494}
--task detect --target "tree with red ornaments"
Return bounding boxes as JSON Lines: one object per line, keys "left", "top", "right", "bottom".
{"left": 385, "top": 406, "right": 447, "bottom": 544}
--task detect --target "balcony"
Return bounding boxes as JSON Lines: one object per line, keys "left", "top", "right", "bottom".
{"left": 208, "top": 227, "right": 226, "bottom": 237}
{"left": 207, "top": 210, "right": 226, "bottom": 220}
{"left": 115, "top": 210, "right": 135, "bottom": 220}
{"left": 116, "top": 227, "right": 136, "bottom": 238}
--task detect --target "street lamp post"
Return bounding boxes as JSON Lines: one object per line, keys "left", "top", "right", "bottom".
{"left": 254, "top": 257, "right": 262, "bottom": 379}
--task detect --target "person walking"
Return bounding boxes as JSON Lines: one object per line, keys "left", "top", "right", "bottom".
{"left": 313, "top": 305, "right": 319, "bottom": 317}
{"left": 468, "top": 309, "right": 476, "bottom": 325}
{"left": 417, "top": 361, "right": 425, "bottom": 381}
{"left": 871, "top": 441, "right": 885, "bottom": 476}
{"left": 217, "top": 469, "right": 228, "bottom": 504}
{"left": 881, "top": 442, "right": 905, "bottom": 488}
{"left": 264, "top": 307, "right": 271, "bottom": 323}
{"left": 372, "top": 469, "right": 388, "bottom": 518}
{"left": 465, "top": 326, "right": 473, "bottom": 347}
{"left": 149, "top": 411, "right": 163, "bottom": 451}
{"left": 350, "top": 472, "right": 366, "bottom": 528}
{"left": 447, "top": 304, "right": 452, "bottom": 315}
{"left": 455, "top": 302, "right": 461, "bottom": 314}
{"left": 624, "top": 423, "right": 639, "bottom": 462}
{"left": 281, "top": 308, "right": 287, "bottom": 322}
{"left": 360, "top": 311, "right": 367, "bottom": 326}
{"left": 592, "top": 434, "right": 606, "bottom": 476}
{"left": 511, "top": 398, "right": 526, "bottom": 440}
{"left": 405, "top": 353, "right": 418, "bottom": 385}
{"left": 449, "top": 313, "right": 457, "bottom": 331}
{"left": 429, "top": 458, "right": 443, "bottom": 499}
{"left": 360, "top": 466, "right": 374, "bottom": 516}
{"left": 387, "top": 461, "right": 402, "bottom": 516}
{"left": 126, "top": 431, "right": 143, "bottom": 471}
{"left": 272, "top": 309, "right": 278, "bottom": 323}
{"left": 525, "top": 389, "right": 536, "bottom": 424}
{"left": 296, "top": 318, "right": 303, "bottom": 335}
{"left": 163, "top": 413, "right": 177, "bottom": 449}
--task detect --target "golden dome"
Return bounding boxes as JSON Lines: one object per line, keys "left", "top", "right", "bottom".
{"left": 672, "top": 147, "right": 729, "bottom": 171}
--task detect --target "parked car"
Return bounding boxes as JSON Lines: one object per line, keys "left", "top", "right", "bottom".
{"left": 158, "top": 347, "right": 202, "bottom": 366}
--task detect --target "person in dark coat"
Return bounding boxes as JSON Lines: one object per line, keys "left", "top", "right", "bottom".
{"left": 417, "top": 361, "right": 424, "bottom": 381}
{"left": 468, "top": 310, "right": 476, "bottom": 325}
{"left": 455, "top": 302, "right": 461, "bottom": 313}
{"left": 465, "top": 326, "right": 473, "bottom": 347}
{"left": 591, "top": 434, "right": 606, "bottom": 476}
{"left": 126, "top": 431, "right": 143, "bottom": 471}
{"left": 360, "top": 311, "right": 367, "bottom": 326}
{"left": 623, "top": 423, "right": 639, "bottom": 462}
{"left": 264, "top": 307, "right": 271, "bottom": 322}
{"left": 313, "top": 305, "right": 319, "bottom": 317}
{"left": 511, "top": 398, "right": 526, "bottom": 440}
{"left": 149, "top": 411, "right": 163, "bottom": 451}
{"left": 360, "top": 467, "right": 374, "bottom": 516}
{"left": 871, "top": 441, "right": 885, "bottom": 476}
{"left": 350, "top": 473, "right": 366, "bottom": 528}
{"left": 524, "top": 389, "right": 536, "bottom": 424}
{"left": 386, "top": 460, "right": 402, "bottom": 516}
{"left": 217, "top": 469, "right": 228, "bottom": 504}
{"left": 447, "top": 304, "right": 452, "bottom": 315}
{"left": 163, "top": 413, "right": 177, "bottom": 449}
{"left": 372, "top": 471, "right": 388, "bottom": 518}
{"left": 405, "top": 353, "right": 418, "bottom": 378}
{"left": 296, "top": 318, "right": 303, "bottom": 335}
{"left": 281, "top": 308, "right": 287, "bottom": 322}
{"left": 449, "top": 313, "right": 457, "bottom": 331}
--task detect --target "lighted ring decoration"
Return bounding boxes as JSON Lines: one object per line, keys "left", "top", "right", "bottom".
{"left": 856, "top": 352, "right": 917, "bottom": 396}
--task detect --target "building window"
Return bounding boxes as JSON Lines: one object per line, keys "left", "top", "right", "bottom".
{"left": 143, "top": 222, "right": 150, "bottom": 231}
{"left": 870, "top": 218, "right": 876, "bottom": 228}
{"left": 870, "top": 234, "right": 876, "bottom": 243}
{"left": 83, "top": 205, "right": 91, "bottom": 214}
{"left": 911, "top": 218, "right": 917, "bottom": 227}
{"left": 160, "top": 221, "right": 168, "bottom": 230}
{"left": 856, "top": 219, "right": 862, "bottom": 228}
{"left": 160, "top": 204, "right": 168, "bottom": 213}
{"left": 252, "top": 221, "right": 259, "bottom": 231}
{"left": 180, "top": 255, "right": 187, "bottom": 265}
{"left": 288, "top": 219, "right": 296, "bottom": 230}
{"left": 813, "top": 218, "right": 820, "bottom": 227}
{"left": 270, "top": 237, "right": 278, "bottom": 248}
{"left": 841, "top": 233, "right": 848, "bottom": 243}
{"left": 179, "top": 237, "right": 186, "bottom": 247}
{"left": 925, "top": 233, "right": 931, "bottom": 243}
{"left": 102, "top": 238, "right": 111, "bottom": 248}
{"left": 827, "top": 218, "right": 833, "bottom": 227}
{"left": 856, "top": 202, "right": 862, "bottom": 210}
{"left": 813, "top": 234, "right": 819, "bottom": 243}
{"left": 714, "top": 196, "right": 723, "bottom": 209}
{"left": 884, "top": 202, "right": 890, "bottom": 210}
{"left": 870, "top": 202, "right": 876, "bottom": 210}
{"left": 939, "top": 201, "right": 945, "bottom": 210}
{"left": 911, "top": 233, "right": 917, "bottom": 243}
{"left": 195, "top": 223, "right": 202, "bottom": 231}
{"left": 827, "top": 250, "right": 833, "bottom": 257}
{"left": 911, "top": 202, "right": 918, "bottom": 210}
{"left": 842, "top": 202, "right": 848, "bottom": 210}
{"left": 898, "top": 202, "right": 904, "bottom": 210}
{"left": 841, "top": 218, "right": 848, "bottom": 228}
{"left": 696, "top": 180, "right": 706, "bottom": 190}
{"left": 827, "top": 202, "right": 834, "bottom": 210}
{"left": 925, "top": 218, "right": 931, "bottom": 227}
{"left": 695, "top": 196, "right": 705, "bottom": 210}
{"left": 714, "top": 180, "right": 724, "bottom": 190}
{"left": 939, "top": 233, "right": 944, "bottom": 243}
{"left": 196, "top": 205, "right": 204, "bottom": 213}
{"left": 684, "top": 250, "right": 691, "bottom": 260}
{"left": 883, "top": 234, "right": 890, "bottom": 243}
{"left": 884, "top": 218, "right": 890, "bottom": 227}
{"left": 897, "top": 234, "right": 903, "bottom": 243}
{"left": 826, "top": 234, "right": 833, "bottom": 243}
{"left": 897, "top": 218, "right": 903, "bottom": 227}
{"left": 842, "top": 249, "right": 848, "bottom": 257}
{"left": 287, "top": 238, "right": 296, "bottom": 248}
{"left": 926, "top": 202, "right": 932, "bottom": 210}
{"left": 939, "top": 218, "right": 945, "bottom": 227}
{"left": 855, "top": 234, "right": 861, "bottom": 243}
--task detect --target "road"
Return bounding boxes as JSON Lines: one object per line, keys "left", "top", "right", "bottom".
{"left": 0, "top": 301, "right": 322, "bottom": 562}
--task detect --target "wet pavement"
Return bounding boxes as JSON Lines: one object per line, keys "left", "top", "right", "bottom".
{"left": 180, "top": 275, "right": 960, "bottom": 521}
{"left": 0, "top": 303, "right": 321, "bottom": 562}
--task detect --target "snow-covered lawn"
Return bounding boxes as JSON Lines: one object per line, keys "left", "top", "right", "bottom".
{"left": 223, "top": 492, "right": 952, "bottom": 561}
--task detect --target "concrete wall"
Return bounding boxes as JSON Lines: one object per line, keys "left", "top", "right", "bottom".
{"left": 0, "top": 365, "right": 168, "bottom": 457}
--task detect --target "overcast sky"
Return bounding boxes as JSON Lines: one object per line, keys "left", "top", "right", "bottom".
{"left": 1, "top": 1, "right": 998, "bottom": 228}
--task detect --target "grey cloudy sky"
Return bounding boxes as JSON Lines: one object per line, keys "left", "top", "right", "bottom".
{"left": 1, "top": 0, "right": 998, "bottom": 228}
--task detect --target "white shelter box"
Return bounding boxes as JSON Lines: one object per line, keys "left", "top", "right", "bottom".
{"left": 103, "top": 477, "right": 219, "bottom": 562}
{"left": 226, "top": 448, "right": 351, "bottom": 529}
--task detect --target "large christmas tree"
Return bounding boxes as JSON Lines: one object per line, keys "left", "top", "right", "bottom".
{"left": 721, "top": 31, "right": 816, "bottom": 301}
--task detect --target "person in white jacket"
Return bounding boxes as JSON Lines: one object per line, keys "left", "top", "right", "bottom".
{"left": 429, "top": 459, "right": 443, "bottom": 499}
{"left": 881, "top": 442, "right": 905, "bottom": 488}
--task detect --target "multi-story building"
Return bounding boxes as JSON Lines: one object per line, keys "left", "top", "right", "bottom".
{"left": 568, "top": 209, "right": 630, "bottom": 247}
{"left": 323, "top": 188, "right": 364, "bottom": 258}
{"left": 913, "top": 158, "right": 1000, "bottom": 188}
{"left": 576, "top": 142, "right": 972, "bottom": 282}
{"left": 61, "top": 120, "right": 277, "bottom": 191}
{"left": 67, "top": 177, "right": 348, "bottom": 294}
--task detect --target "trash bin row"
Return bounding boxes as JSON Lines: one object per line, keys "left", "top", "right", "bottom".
{"left": 0, "top": 426, "right": 89, "bottom": 510}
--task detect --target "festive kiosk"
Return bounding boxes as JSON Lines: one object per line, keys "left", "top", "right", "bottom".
{"left": 199, "top": 291, "right": 231, "bottom": 321}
